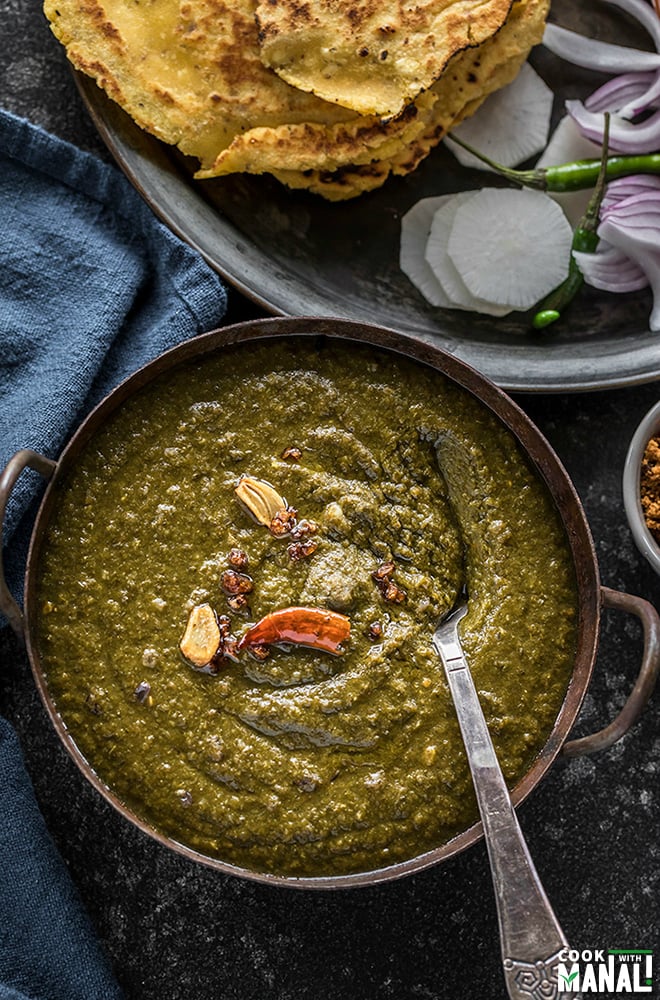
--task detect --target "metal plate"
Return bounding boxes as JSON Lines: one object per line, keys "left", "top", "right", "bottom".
{"left": 74, "top": 0, "right": 658, "bottom": 393}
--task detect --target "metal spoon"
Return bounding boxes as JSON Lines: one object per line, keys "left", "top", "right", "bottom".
{"left": 433, "top": 597, "right": 574, "bottom": 1000}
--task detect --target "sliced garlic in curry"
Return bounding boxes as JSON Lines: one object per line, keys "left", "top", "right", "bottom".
{"left": 234, "top": 475, "right": 287, "bottom": 527}
{"left": 180, "top": 603, "right": 221, "bottom": 668}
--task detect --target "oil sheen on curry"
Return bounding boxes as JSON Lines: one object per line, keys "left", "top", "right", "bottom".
{"left": 36, "top": 340, "right": 577, "bottom": 877}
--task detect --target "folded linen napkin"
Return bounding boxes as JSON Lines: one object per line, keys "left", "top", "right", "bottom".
{"left": 0, "top": 109, "right": 229, "bottom": 999}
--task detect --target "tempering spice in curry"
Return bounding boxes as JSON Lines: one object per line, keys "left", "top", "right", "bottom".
{"left": 640, "top": 436, "right": 660, "bottom": 542}
{"left": 36, "top": 340, "right": 578, "bottom": 878}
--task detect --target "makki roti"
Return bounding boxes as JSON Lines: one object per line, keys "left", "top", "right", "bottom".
{"left": 255, "top": 0, "right": 514, "bottom": 117}
{"left": 44, "top": 0, "right": 549, "bottom": 198}
{"left": 268, "top": 0, "right": 548, "bottom": 200}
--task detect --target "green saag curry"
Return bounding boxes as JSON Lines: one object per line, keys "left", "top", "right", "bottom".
{"left": 36, "top": 339, "right": 578, "bottom": 876}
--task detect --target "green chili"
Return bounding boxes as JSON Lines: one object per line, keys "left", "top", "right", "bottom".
{"left": 446, "top": 133, "right": 660, "bottom": 192}
{"left": 531, "top": 114, "right": 611, "bottom": 331}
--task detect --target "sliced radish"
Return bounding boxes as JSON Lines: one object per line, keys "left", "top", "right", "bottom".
{"left": 448, "top": 63, "right": 555, "bottom": 170}
{"left": 425, "top": 193, "right": 512, "bottom": 316}
{"left": 536, "top": 115, "right": 601, "bottom": 226}
{"left": 447, "top": 188, "right": 573, "bottom": 310}
{"left": 536, "top": 114, "right": 602, "bottom": 165}
{"left": 400, "top": 196, "right": 456, "bottom": 307}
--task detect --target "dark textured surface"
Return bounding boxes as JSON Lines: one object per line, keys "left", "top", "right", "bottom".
{"left": 1, "top": 3, "right": 659, "bottom": 998}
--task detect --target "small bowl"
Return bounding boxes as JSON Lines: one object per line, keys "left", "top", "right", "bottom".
{"left": 623, "top": 400, "right": 660, "bottom": 574}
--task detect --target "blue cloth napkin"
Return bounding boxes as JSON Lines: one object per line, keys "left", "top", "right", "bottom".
{"left": 0, "top": 719, "right": 122, "bottom": 1000}
{"left": 0, "top": 109, "right": 229, "bottom": 998}
{"left": 0, "top": 108, "right": 227, "bottom": 558}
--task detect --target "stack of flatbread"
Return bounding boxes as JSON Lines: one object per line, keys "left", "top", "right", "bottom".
{"left": 44, "top": 0, "right": 549, "bottom": 199}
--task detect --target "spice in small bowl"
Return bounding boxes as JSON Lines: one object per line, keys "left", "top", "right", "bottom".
{"left": 623, "top": 400, "right": 660, "bottom": 575}
{"left": 640, "top": 437, "right": 660, "bottom": 544}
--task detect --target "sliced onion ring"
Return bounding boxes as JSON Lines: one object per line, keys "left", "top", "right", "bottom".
{"left": 542, "top": 23, "right": 660, "bottom": 73}
{"left": 585, "top": 70, "right": 660, "bottom": 117}
{"left": 602, "top": 175, "right": 660, "bottom": 213}
{"left": 601, "top": 190, "right": 660, "bottom": 226}
{"left": 566, "top": 99, "right": 660, "bottom": 153}
{"left": 573, "top": 244, "right": 648, "bottom": 292}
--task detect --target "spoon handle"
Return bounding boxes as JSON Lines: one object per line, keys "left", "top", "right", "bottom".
{"left": 434, "top": 634, "right": 570, "bottom": 999}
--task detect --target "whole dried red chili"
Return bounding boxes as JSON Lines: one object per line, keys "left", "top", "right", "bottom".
{"left": 238, "top": 607, "right": 350, "bottom": 655}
